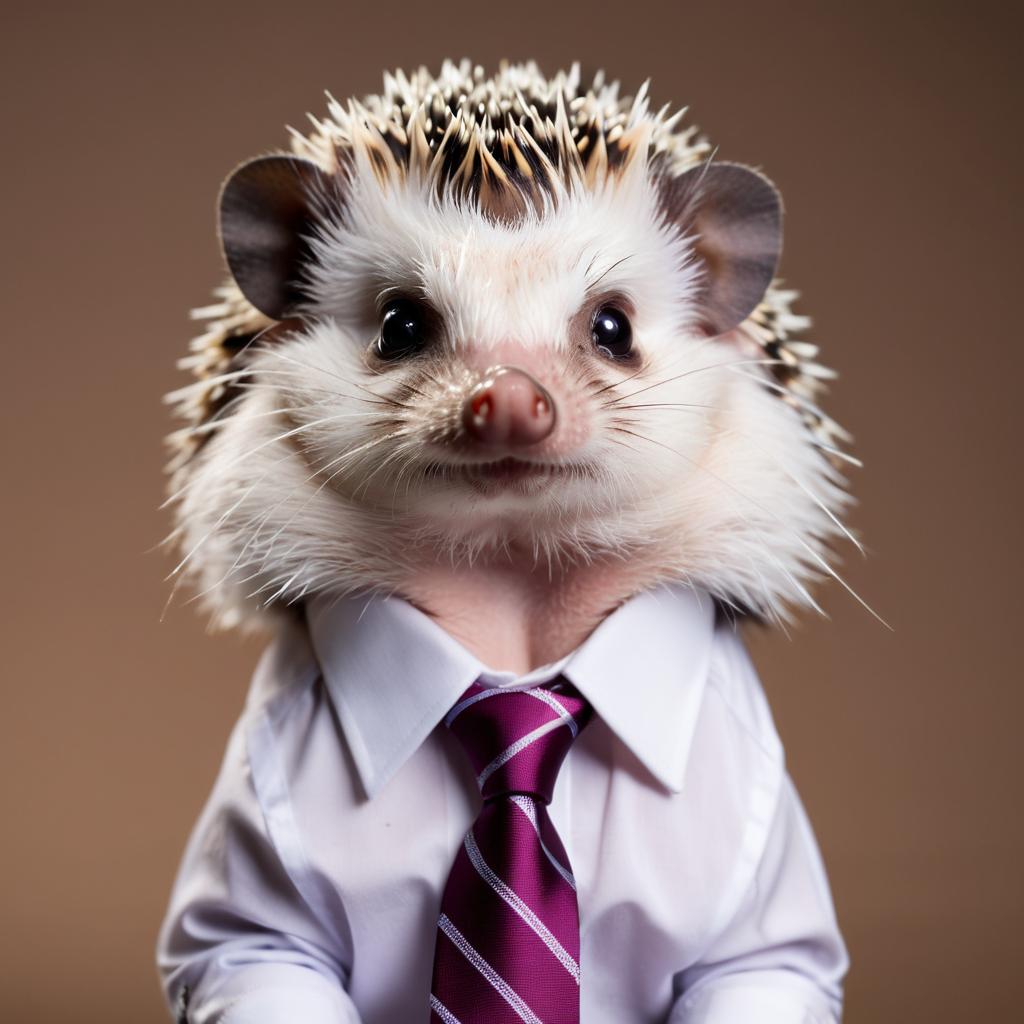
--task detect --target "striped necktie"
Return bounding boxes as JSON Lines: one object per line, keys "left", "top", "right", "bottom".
{"left": 430, "top": 679, "right": 593, "bottom": 1024}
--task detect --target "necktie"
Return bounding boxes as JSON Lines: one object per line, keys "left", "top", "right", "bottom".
{"left": 430, "top": 679, "right": 593, "bottom": 1024}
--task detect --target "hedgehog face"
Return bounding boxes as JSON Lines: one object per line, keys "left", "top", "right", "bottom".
{"left": 243, "top": 167, "right": 710, "bottom": 546}
{"left": 168, "top": 61, "right": 852, "bottom": 629}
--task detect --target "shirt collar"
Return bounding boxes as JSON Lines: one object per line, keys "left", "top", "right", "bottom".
{"left": 307, "top": 583, "right": 715, "bottom": 799}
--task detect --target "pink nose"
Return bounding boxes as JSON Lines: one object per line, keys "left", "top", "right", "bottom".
{"left": 462, "top": 367, "right": 556, "bottom": 447}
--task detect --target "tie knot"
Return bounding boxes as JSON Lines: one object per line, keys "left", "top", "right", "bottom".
{"left": 444, "top": 679, "right": 592, "bottom": 804}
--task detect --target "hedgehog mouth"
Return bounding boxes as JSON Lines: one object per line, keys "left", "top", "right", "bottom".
{"left": 467, "top": 457, "right": 554, "bottom": 481}
{"left": 425, "top": 457, "right": 593, "bottom": 493}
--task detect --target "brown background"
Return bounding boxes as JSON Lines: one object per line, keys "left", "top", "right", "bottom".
{"left": 2, "top": 1, "right": 1020, "bottom": 1020}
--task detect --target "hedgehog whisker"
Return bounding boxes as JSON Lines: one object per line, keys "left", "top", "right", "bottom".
{"left": 606, "top": 358, "right": 785, "bottom": 406}
{"left": 162, "top": 405, "right": 382, "bottom": 508}
{"left": 291, "top": 422, "right": 410, "bottom": 490}
{"left": 590, "top": 363, "right": 646, "bottom": 398}
{"left": 611, "top": 401, "right": 716, "bottom": 413}
{"left": 586, "top": 341, "right": 739, "bottom": 416}
{"left": 588, "top": 334, "right": 702, "bottom": 399}
{"left": 348, "top": 373, "right": 421, "bottom": 407}
{"left": 261, "top": 349, "right": 413, "bottom": 410}
{"left": 176, "top": 402, "right": 327, "bottom": 439}
{"left": 248, "top": 367, "right": 397, "bottom": 407}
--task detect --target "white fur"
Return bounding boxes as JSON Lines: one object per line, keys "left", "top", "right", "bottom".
{"left": 170, "top": 152, "right": 850, "bottom": 630}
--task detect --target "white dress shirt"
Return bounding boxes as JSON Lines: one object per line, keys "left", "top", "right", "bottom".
{"left": 158, "top": 584, "right": 847, "bottom": 1023}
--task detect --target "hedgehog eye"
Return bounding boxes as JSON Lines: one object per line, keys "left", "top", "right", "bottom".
{"left": 591, "top": 306, "right": 633, "bottom": 360}
{"left": 376, "top": 299, "right": 429, "bottom": 361}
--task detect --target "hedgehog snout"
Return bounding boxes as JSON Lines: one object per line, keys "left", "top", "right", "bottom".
{"left": 461, "top": 367, "right": 556, "bottom": 448}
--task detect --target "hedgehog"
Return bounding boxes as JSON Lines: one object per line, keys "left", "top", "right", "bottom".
{"left": 158, "top": 60, "right": 857, "bottom": 1024}
{"left": 164, "top": 58, "right": 857, "bottom": 632}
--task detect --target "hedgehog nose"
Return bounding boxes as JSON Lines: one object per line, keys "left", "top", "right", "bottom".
{"left": 462, "top": 367, "right": 556, "bottom": 447}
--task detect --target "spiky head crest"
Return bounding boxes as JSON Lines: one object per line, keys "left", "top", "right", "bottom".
{"left": 293, "top": 59, "right": 708, "bottom": 221}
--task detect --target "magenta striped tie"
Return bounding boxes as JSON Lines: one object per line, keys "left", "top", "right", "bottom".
{"left": 430, "top": 679, "right": 593, "bottom": 1024}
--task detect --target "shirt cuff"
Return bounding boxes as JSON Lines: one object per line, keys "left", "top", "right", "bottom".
{"left": 669, "top": 974, "right": 839, "bottom": 1024}
{"left": 186, "top": 963, "right": 362, "bottom": 1024}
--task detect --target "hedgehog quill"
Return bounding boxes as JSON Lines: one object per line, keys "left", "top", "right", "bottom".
{"left": 159, "top": 60, "right": 851, "bottom": 1023}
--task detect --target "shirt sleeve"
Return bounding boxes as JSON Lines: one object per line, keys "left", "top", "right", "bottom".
{"left": 668, "top": 772, "right": 848, "bottom": 1024}
{"left": 156, "top": 703, "right": 362, "bottom": 1024}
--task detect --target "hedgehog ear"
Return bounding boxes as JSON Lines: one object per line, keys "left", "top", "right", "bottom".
{"left": 218, "top": 155, "right": 334, "bottom": 320}
{"left": 661, "top": 162, "right": 782, "bottom": 337}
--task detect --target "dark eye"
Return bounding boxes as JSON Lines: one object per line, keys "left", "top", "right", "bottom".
{"left": 591, "top": 306, "right": 633, "bottom": 360}
{"left": 376, "top": 298, "right": 429, "bottom": 360}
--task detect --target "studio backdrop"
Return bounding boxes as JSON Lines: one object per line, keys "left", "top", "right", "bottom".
{"left": 1, "top": 2, "right": 1020, "bottom": 1021}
